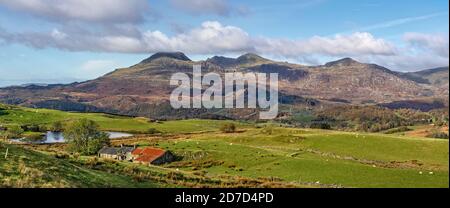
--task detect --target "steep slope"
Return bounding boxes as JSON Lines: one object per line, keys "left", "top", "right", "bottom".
{"left": 291, "top": 58, "right": 435, "bottom": 103}
{"left": 402, "top": 67, "right": 449, "bottom": 86}
{"left": 0, "top": 143, "right": 161, "bottom": 187}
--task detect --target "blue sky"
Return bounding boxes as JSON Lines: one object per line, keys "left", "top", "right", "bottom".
{"left": 0, "top": 0, "right": 448, "bottom": 87}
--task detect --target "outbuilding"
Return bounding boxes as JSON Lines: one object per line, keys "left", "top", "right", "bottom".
{"left": 131, "top": 147, "right": 175, "bottom": 165}
{"left": 98, "top": 146, "right": 135, "bottom": 161}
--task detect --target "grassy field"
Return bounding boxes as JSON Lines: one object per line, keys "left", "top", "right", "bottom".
{"left": 152, "top": 127, "right": 448, "bottom": 188}
{"left": 0, "top": 104, "right": 245, "bottom": 134}
{"left": 0, "top": 143, "right": 165, "bottom": 188}
{"left": 1, "top": 104, "right": 448, "bottom": 188}
{"left": 0, "top": 142, "right": 316, "bottom": 188}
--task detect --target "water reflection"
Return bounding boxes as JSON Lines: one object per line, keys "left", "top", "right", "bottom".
{"left": 15, "top": 131, "right": 133, "bottom": 144}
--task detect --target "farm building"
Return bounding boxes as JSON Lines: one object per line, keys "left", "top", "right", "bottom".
{"left": 98, "top": 146, "right": 135, "bottom": 161}
{"left": 131, "top": 147, "right": 175, "bottom": 165}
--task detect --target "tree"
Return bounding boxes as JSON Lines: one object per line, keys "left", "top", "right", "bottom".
{"left": 63, "top": 119, "right": 110, "bottom": 155}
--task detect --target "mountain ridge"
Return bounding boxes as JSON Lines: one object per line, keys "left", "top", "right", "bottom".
{"left": 140, "top": 52, "right": 192, "bottom": 64}
{"left": 401, "top": 66, "right": 449, "bottom": 86}
{"left": 0, "top": 52, "right": 448, "bottom": 119}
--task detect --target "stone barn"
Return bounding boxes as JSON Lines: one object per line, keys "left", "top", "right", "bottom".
{"left": 98, "top": 146, "right": 135, "bottom": 161}
{"left": 131, "top": 147, "right": 174, "bottom": 165}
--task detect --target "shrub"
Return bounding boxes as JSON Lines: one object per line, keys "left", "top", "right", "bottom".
{"left": 427, "top": 131, "right": 449, "bottom": 139}
{"left": 86, "top": 157, "right": 101, "bottom": 168}
{"left": 309, "top": 122, "right": 331, "bottom": 130}
{"left": 21, "top": 124, "right": 41, "bottom": 132}
{"left": 147, "top": 128, "right": 161, "bottom": 134}
{"left": 4, "top": 125, "right": 24, "bottom": 139}
{"left": 54, "top": 152, "right": 70, "bottom": 159}
{"left": 220, "top": 123, "right": 236, "bottom": 133}
{"left": 23, "top": 133, "right": 44, "bottom": 142}
{"left": 50, "top": 121, "right": 64, "bottom": 132}
{"left": 39, "top": 124, "right": 49, "bottom": 132}
{"left": 384, "top": 126, "right": 412, "bottom": 134}
{"left": 260, "top": 126, "right": 274, "bottom": 135}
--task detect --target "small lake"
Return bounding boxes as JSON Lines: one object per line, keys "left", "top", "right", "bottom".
{"left": 14, "top": 131, "right": 133, "bottom": 144}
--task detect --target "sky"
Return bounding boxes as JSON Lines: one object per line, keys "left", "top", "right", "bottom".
{"left": 0, "top": 0, "right": 448, "bottom": 87}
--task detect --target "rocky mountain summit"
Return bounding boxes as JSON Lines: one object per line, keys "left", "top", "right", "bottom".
{"left": 0, "top": 52, "right": 447, "bottom": 119}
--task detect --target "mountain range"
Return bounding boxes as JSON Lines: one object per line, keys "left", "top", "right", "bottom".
{"left": 0, "top": 52, "right": 448, "bottom": 119}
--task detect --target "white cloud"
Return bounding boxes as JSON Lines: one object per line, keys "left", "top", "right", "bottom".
{"left": 0, "top": 22, "right": 396, "bottom": 57}
{"left": 0, "top": 0, "right": 150, "bottom": 24}
{"left": 357, "top": 53, "right": 449, "bottom": 72}
{"left": 253, "top": 32, "right": 396, "bottom": 58}
{"left": 0, "top": 21, "right": 448, "bottom": 71}
{"left": 404, "top": 32, "right": 449, "bottom": 58}
{"left": 141, "top": 21, "right": 253, "bottom": 53}
{"left": 51, "top": 29, "right": 68, "bottom": 40}
{"left": 355, "top": 33, "right": 449, "bottom": 71}
{"left": 169, "top": 0, "right": 248, "bottom": 16}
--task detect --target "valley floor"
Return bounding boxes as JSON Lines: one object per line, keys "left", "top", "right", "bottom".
{"left": 1, "top": 125, "right": 448, "bottom": 188}
{"left": 0, "top": 105, "right": 448, "bottom": 188}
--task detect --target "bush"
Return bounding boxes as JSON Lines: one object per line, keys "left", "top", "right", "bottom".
{"left": 20, "top": 124, "right": 48, "bottom": 132}
{"left": 220, "top": 123, "right": 236, "bottom": 133}
{"left": 260, "top": 126, "right": 274, "bottom": 135}
{"left": 309, "top": 122, "right": 331, "bottom": 130}
{"left": 39, "top": 124, "right": 49, "bottom": 132}
{"left": 384, "top": 126, "right": 412, "bottom": 134}
{"left": 54, "top": 152, "right": 70, "bottom": 159}
{"left": 147, "top": 128, "right": 161, "bottom": 134}
{"left": 4, "top": 125, "right": 24, "bottom": 139}
{"left": 21, "top": 124, "right": 41, "bottom": 132}
{"left": 50, "top": 121, "right": 64, "bottom": 132}
{"left": 23, "top": 133, "right": 44, "bottom": 142}
{"left": 427, "top": 131, "right": 449, "bottom": 139}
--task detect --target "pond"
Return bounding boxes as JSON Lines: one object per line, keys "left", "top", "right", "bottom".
{"left": 14, "top": 131, "right": 133, "bottom": 144}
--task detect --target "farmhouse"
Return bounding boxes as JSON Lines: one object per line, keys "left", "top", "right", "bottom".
{"left": 131, "top": 147, "right": 175, "bottom": 165}
{"left": 98, "top": 146, "right": 135, "bottom": 161}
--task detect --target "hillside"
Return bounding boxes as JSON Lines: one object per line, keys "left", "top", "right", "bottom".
{"left": 402, "top": 67, "right": 449, "bottom": 95}
{"left": 0, "top": 103, "right": 245, "bottom": 134}
{"left": 402, "top": 67, "right": 449, "bottom": 86}
{"left": 1, "top": 103, "right": 448, "bottom": 188}
{"left": 0, "top": 143, "right": 163, "bottom": 188}
{"left": 1, "top": 108, "right": 448, "bottom": 188}
{"left": 0, "top": 52, "right": 447, "bottom": 119}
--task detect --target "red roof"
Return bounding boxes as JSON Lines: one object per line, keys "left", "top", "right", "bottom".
{"left": 132, "top": 147, "right": 166, "bottom": 163}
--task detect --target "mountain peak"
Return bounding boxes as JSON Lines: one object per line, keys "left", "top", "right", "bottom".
{"left": 140, "top": 52, "right": 191, "bottom": 63}
{"left": 236, "top": 53, "right": 269, "bottom": 64}
{"left": 325, "top": 58, "right": 361, "bottom": 67}
{"left": 206, "top": 56, "right": 237, "bottom": 67}
{"left": 205, "top": 53, "right": 271, "bottom": 68}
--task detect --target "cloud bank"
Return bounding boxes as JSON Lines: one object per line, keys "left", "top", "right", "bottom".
{"left": 0, "top": 0, "right": 448, "bottom": 71}
{"left": 169, "top": 0, "right": 248, "bottom": 16}
{"left": 404, "top": 32, "right": 449, "bottom": 58}
{"left": 0, "top": 0, "right": 150, "bottom": 24}
{"left": 0, "top": 21, "right": 397, "bottom": 56}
